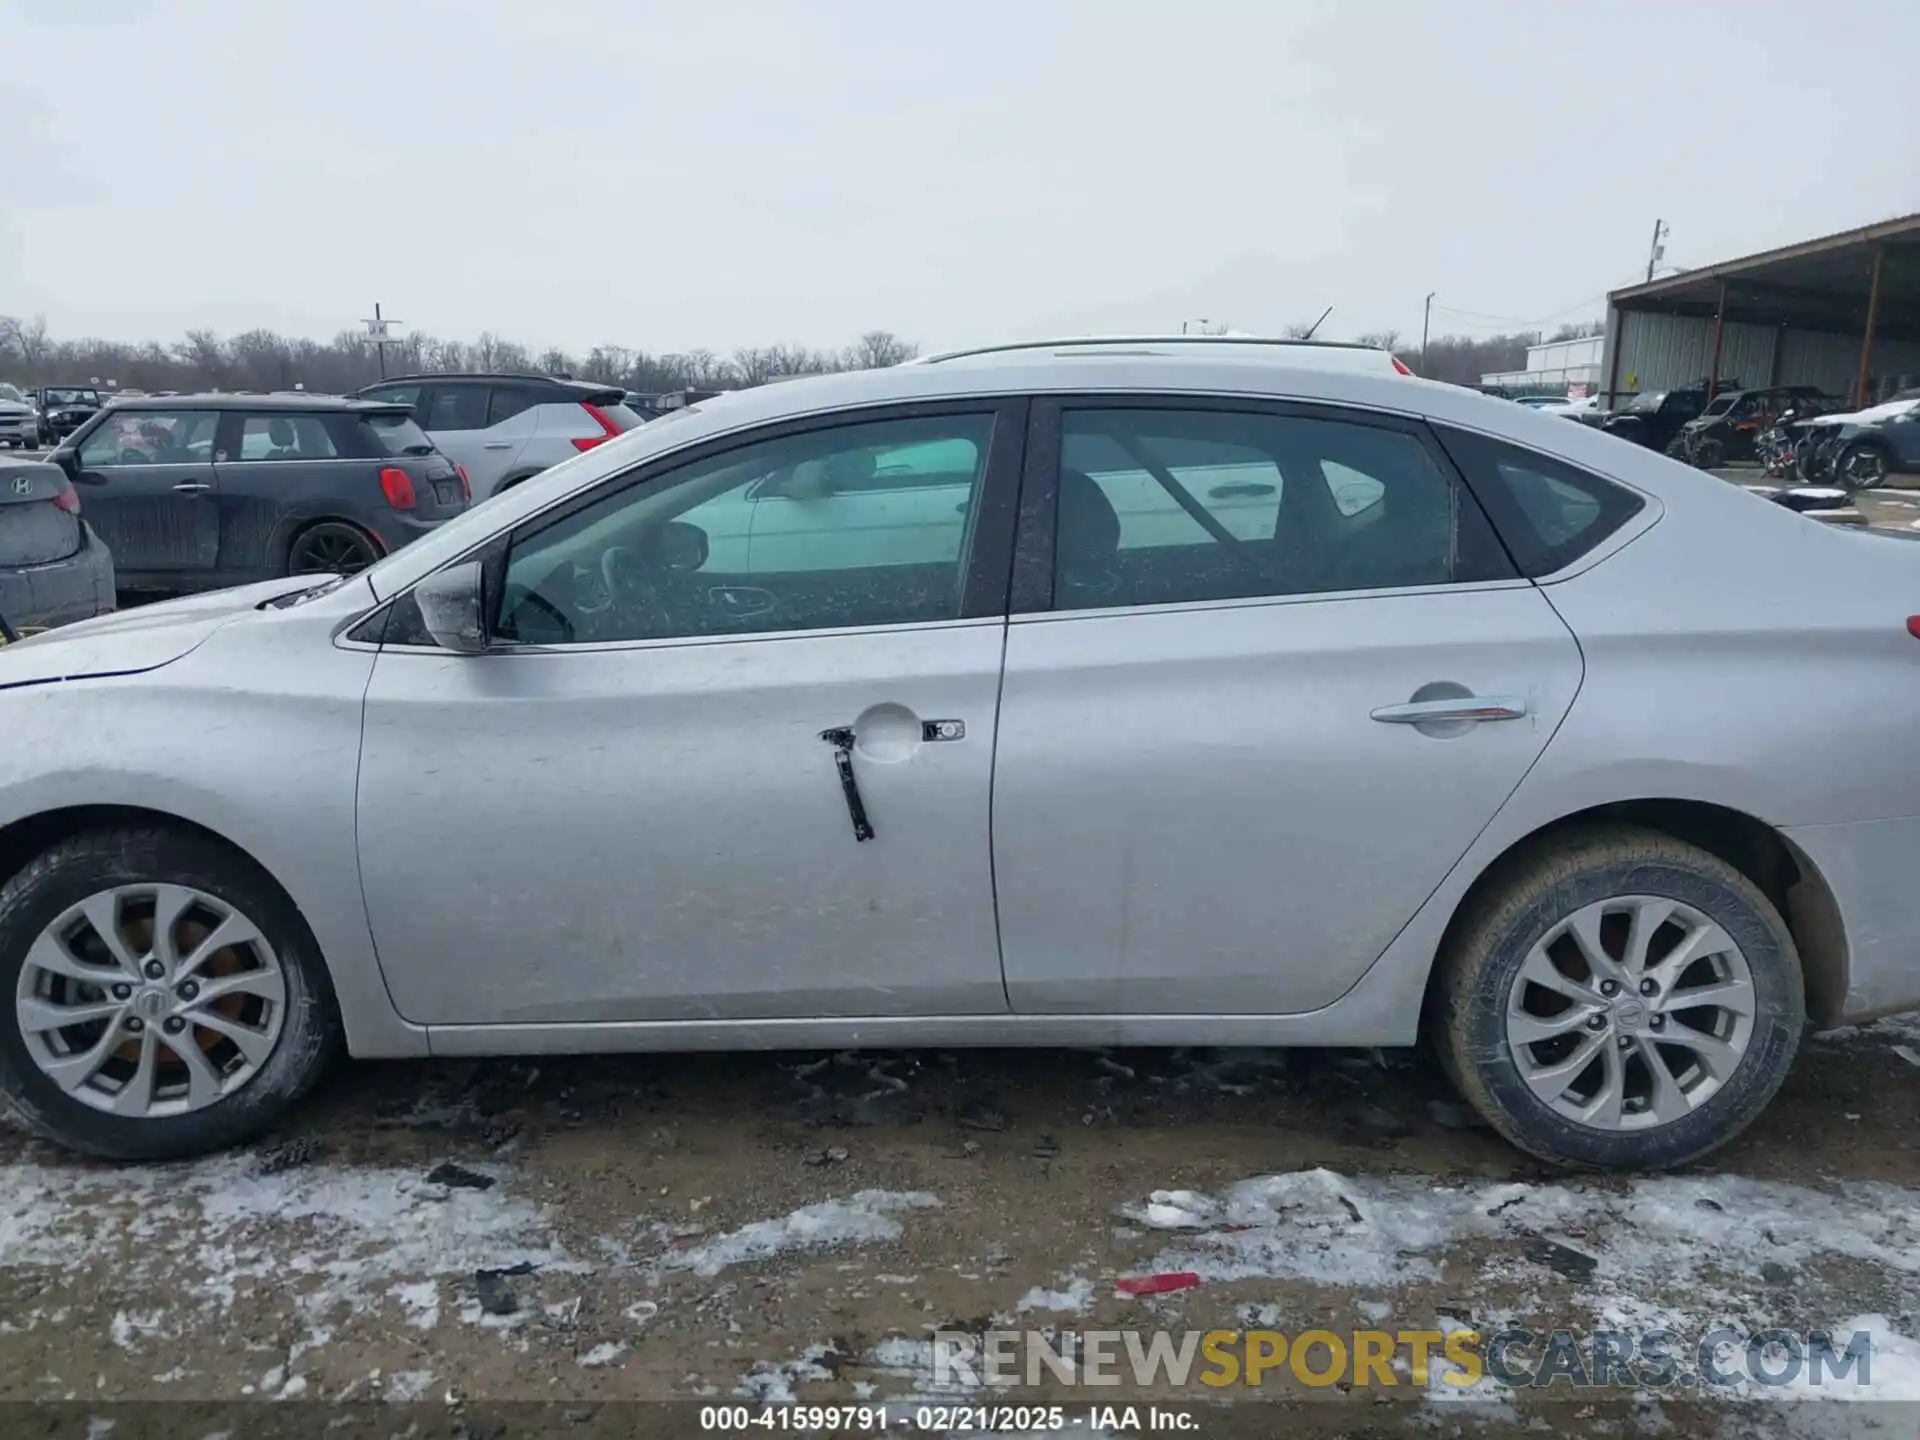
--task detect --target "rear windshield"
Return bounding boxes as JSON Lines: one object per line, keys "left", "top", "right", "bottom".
{"left": 594, "top": 400, "right": 642, "bottom": 433}
{"left": 362, "top": 411, "right": 436, "bottom": 455}
{"left": 44, "top": 388, "right": 98, "bottom": 406}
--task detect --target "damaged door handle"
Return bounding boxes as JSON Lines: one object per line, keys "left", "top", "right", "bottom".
{"left": 819, "top": 727, "right": 875, "bottom": 842}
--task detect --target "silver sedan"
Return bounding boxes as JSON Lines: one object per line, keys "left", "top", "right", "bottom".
{"left": 2, "top": 340, "right": 1916, "bottom": 1169}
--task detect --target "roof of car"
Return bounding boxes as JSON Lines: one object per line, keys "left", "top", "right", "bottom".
{"left": 100, "top": 393, "right": 406, "bottom": 413}
{"left": 911, "top": 335, "right": 1397, "bottom": 367}
{"left": 360, "top": 372, "right": 612, "bottom": 392}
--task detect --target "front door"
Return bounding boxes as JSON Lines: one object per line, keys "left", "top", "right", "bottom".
{"left": 355, "top": 402, "right": 1025, "bottom": 1027}
{"left": 71, "top": 408, "right": 222, "bottom": 576}
{"left": 992, "top": 399, "right": 1585, "bottom": 1015}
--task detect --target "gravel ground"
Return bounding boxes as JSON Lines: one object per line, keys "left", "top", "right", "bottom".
{"left": 2, "top": 1015, "right": 1917, "bottom": 1438}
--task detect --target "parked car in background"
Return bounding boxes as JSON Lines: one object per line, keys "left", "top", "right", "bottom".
{"left": 0, "top": 384, "right": 40, "bottom": 449}
{"left": 1824, "top": 394, "right": 1920, "bottom": 488}
{"left": 1537, "top": 395, "right": 1604, "bottom": 421}
{"left": 0, "top": 458, "right": 115, "bottom": 634}
{"left": 45, "top": 394, "right": 469, "bottom": 594}
{"left": 34, "top": 386, "right": 104, "bottom": 446}
{"left": 1598, "top": 384, "right": 1721, "bottom": 453}
{"left": 1672, "top": 386, "right": 1836, "bottom": 469}
{"left": 1511, "top": 395, "right": 1570, "bottom": 410}
{"left": 353, "top": 373, "right": 642, "bottom": 501}
{"left": 3, "top": 349, "right": 1918, "bottom": 1173}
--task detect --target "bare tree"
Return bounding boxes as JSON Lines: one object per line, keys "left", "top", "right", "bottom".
{"left": 1354, "top": 329, "right": 1404, "bottom": 353}
{"left": 1280, "top": 320, "right": 1321, "bottom": 339}
{"left": 847, "top": 330, "right": 918, "bottom": 369}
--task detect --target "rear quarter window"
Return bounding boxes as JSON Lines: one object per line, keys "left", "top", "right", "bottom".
{"left": 1435, "top": 427, "right": 1645, "bottom": 577}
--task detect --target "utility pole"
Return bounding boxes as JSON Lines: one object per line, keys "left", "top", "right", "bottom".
{"left": 1421, "top": 292, "right": 1435, "bottom": 376}
{"left": 361, "top": 302, "right": 403, "bottom": 379}
{"left": 1645, "top": 219, "right": 1668, "bottom": 283}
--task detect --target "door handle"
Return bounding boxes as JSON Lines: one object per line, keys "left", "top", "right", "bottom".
{"left": 1371, "top": 695, "right": 1530, "bottom": 724}
{"left": 819, "top": 727, "right": 875, "bottom": 842}
{"left": 483, "top": 441, "right": 514, "bottom": 450}
{"left": 172, "top": 481, "right": 212, "bottom": 493}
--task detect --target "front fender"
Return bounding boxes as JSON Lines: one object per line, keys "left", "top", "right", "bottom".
{"left": 0, "top": 616, "right": 426, "bottom": 1057}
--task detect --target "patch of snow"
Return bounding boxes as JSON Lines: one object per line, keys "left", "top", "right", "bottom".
{"left": 1358, "top": 1299, "right": 1392, "bottom": 1323}
{"left": 383, "top": 1369, "right": 434, "bottom": 1404}
{"left": 388, "top": 1281, "right": 440, "bottom": 1330}
{"left": 1123, "top": 1167, "right": 1920, "bottom": 1294}
{"left": 108, "top": 1309, "right": 166, "bottom": 1352}
{"left": 1017, "top": 1277, "right": 1095, "bottom": 1313}
{"left": 868, "top": 1336, "right": 980, "bottom": 1399}
{"left": 660, "top": 1190, "right": 941, "bottom": 1277}
{"left": 150, "top": 1367, "right": 188, "bottom": 1385}
{"left": 578, "top": 1342, "right": 626, "bottom": 1369}
{"left": 734, "top": 1342, "right": 842, "bottom": 1402}
{"left": 0, "top": 1157, "right": 569, "bottom": 1357}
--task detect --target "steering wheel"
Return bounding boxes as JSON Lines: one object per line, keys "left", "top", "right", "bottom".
{"left": 504, "top": 586, "right": 575, "bottom": 643}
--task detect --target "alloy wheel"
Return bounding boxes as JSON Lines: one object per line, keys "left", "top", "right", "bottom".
{"left": 290, "top": 526, "right": 377, "bottom": 575}
{"left": 1504, "top": 895, "right": 1756, "bottom": 1131}
{"left": 14, "top": 884, "right": 286, "bottom": 1118}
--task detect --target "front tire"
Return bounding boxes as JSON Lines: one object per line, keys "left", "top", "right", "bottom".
{"left": 1838, "top": 441, "right": 1889, "bottom": 492}
{"left": 0, "top": 825, "right": 339, "bottom": 1160}
{"left": 1432, "top": 826, "right": 1803, "bottom": 1170}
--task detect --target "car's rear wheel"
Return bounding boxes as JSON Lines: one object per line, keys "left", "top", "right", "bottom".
{"left": 1838, "top": 441, "right": 1889, "bottom": 491}
{"left": 0, "top": 825, "right": 339, "bottom": 1160}
{"left": 1432, "top": 826, "right": 1804, "bottom": 1170}
{"left": 287, "top": 521, "right": 380, "bottom": 577}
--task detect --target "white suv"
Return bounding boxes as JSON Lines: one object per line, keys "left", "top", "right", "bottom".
{"left": 355, "top": 374, "right": 643, "bottom": 500}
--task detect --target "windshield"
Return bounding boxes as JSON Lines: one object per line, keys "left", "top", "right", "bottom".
{"left": 1700, "top": 395, "right": 1738, "bottom": 417}
{"left": 363, "top": 411, "right": 436, "bottom": 455}
{"left": 0, "top": 384, "right": 24, "bottom": 404}
{"left": 44, "top": 388, "right": 98, "bottom": 406}
{"left": 1625, "top": 391, "right": 1668, "bottom": 414}
{"left": 357, "top": 403, "right": 713, "bottom": 595}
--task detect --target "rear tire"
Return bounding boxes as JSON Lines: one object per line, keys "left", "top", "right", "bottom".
{"left": 1432, "top": 826, "right": 1804, "bottom": 1170}
{"left": 286, "top": 520, "right": 380, "bottom": 577}
{"left": 1838, "top": 441, "right": 1889, "bottom": 492}
{"left": 0, "top": 825, "right": 340, "bottom": 1160}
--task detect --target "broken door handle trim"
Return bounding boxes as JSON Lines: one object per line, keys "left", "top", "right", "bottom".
{"left": 819, "top": 727, "right": 875, "bottom": 841}
{"left": 1371, "top": 695, "right": 1530, "bottom": 724}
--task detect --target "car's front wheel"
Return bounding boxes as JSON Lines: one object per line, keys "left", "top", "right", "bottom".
{"left": 0, "top": 824, "right": 339, "bottom": 1160}
{"left": 1432, "top": 826, "right": 1804, "bottom": 1170}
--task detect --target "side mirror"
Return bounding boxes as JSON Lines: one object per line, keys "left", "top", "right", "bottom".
{"left": 415, "top": 561, "right": 489, "bottom": 654}
{"left": 650, "top": 519, "right": 709, "bottom": 572}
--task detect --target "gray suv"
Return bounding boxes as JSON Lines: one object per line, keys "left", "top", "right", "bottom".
{"left": 354, "top": 373, "right": 641, "bottom": 501}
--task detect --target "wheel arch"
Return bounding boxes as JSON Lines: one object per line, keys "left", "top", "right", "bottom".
{"left": 0, "top": 802, "right": 337, "bottom": 1008}
{"left": 1430, "top": 797, "right": 1848, "bottom": 1027}
{"left": 278, "top": 515, "right": 384, "bottom": 574}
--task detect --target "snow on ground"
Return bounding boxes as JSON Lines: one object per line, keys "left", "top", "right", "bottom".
{"left": 0, "top": 1155, "right": 571, "bottom": 1338}
{"left": 656, "top": 1189, "right": 941, "bottom": 1277}
{"left": 1124, "top": 1166, "right": 1920, "bottom": 1408}
{"left": 1124, "top": 1167, "right": 1920, "bottom": 1294}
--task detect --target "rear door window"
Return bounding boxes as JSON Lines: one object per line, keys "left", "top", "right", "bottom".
{"left": 1435, "top": 427, "right": 1646, "bottom": 576}
{"left": 237, "top": 414, "right": 340, "bottom": 460}
{"left": 488, "top": 386, "right": 542, "bottom": 425}
{"left": 422, "top": 385, "right": 490, "bottom": 432}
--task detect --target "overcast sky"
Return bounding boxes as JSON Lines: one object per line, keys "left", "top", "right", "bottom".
{"left": 4, "top": 0, "right": 1915, "bottom": 356}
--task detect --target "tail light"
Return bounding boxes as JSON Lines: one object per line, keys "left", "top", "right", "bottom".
{"left": 378, "top": 466, "right": 417, "bottom": 510}
{"left": 1907, "top": 618, "right": 1920, "bottom": 640}
{"left": 1391, "top": 355, "right": 1414, "bottom": 376}
{"left": 455, "top": 464, "right": 472, "bottom": 502}
{"left": 51, "top": 480, "right": 80, "bottom": 513}
{"left": 571, "top": 402, "right": 620, "bottom": 453}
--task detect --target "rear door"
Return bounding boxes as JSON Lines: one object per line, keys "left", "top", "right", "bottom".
{"left": 419, "top": 383, "right": 529, "bottom": 499}
{"left": 992, "top": 398, "right": 1585, "bottom": 1015}
{"left": 69, "top": 409, "right": 221, "bottom": 576}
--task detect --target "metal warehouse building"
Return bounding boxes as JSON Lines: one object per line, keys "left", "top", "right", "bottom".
{"left": 1599, "top": 212, "right": 1920, "bottom": 408}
